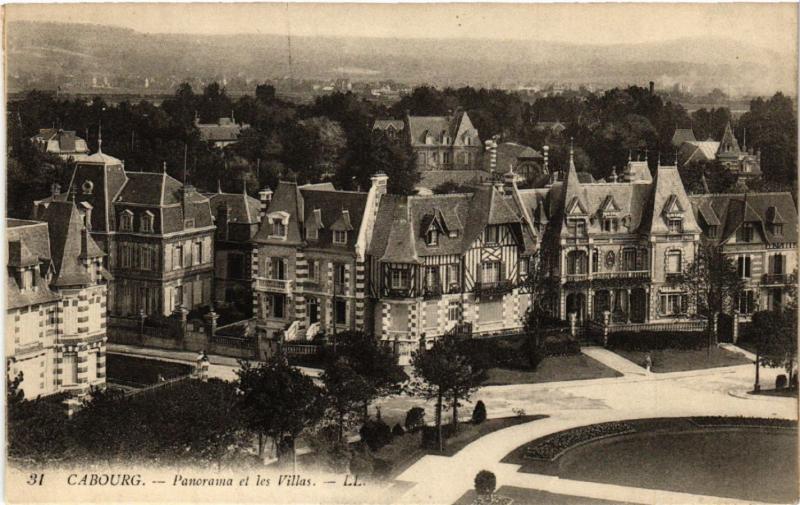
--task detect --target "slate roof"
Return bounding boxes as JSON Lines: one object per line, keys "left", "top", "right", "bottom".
{"left": 689, "top": 192, "right": 798, "bottom": 245}
{"left": 639, "top": 165, "right": 701, "bottom": 235}
{"left": 417, "top": 170, "right": 491, "bottom": 191}
{"left": 6, "top": 220, "right": 60, "bottom": 310}
{"left": 671, "top": 128, "right": 697, "bottom": 147}
{"left": 372, "top": 119, "right": 405, "bottom": 131}
{"left": 196, "top": 118, "right": 248, "bottom": 143}
{"left": 369, "top": 185, "right": 527, "bottom": 263}
{"left": 38, "top": 201, "right": 106, "bottom": 287}
{"left": 208, "top": 191, "right": 261, "bottom": 225}
{"left": 301, "top": 190, "right": 367, "bottom": 250}
{"left": 489, "top": 142, "right": 544, "bottom": 174}
{"left": 32, "top": 129, "right": 90, "bottom": 156}
{"left": 678, "top": 141, "right": 720, "bottom": 165}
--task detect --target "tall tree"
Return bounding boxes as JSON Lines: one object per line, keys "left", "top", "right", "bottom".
{"left": 235, "top": 356, "right": 325, "bottom": 461}
{"left": 321, "top": 358, "right": 372, "bottom": 442}
{"left": 670, "top": 243, "right": 744, "bottom": 343}
{"left": 327, "top": 331, "right": 408, "bottom": 421}
{"left": 411, "top": 335, "right": 485, "bottom": 450}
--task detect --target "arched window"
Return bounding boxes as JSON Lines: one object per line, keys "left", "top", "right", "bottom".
{"left": 120, "top": 210, "right": 133, "bottom": 232}
{"left": 141, "top": 211, "right": 154, "bottom": 233}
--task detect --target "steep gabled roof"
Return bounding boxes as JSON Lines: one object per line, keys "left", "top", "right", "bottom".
{"left": 38, "top": 200, "right": 105, "bottom": 287}
{"left": 376, "top": 195, "right": 420, "bottom": 263}
{"left": 640, "top": 165, "right": 700, "bottom": 235}
{"left": 253, "top": 181, "right": 305, "bottom": 245}
{"left": 690, "top": 192, "right": 797, "bottom": 245}
{"left": 671, "top": 128, "right": 696, "bottom": 147}
{"left": 208, "top": 191, "right": 261, "bottom": 225}
{"left": 301, "top": 189, "right": 367, "bottom": 249}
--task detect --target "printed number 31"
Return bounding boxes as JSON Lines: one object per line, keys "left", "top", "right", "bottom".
{"left": 27, "top": 473, "right": 44, "bottom": 486}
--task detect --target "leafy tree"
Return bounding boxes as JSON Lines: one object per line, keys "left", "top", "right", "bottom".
{"left": 321, "top": 358, "right": 372, "bottom": 442}
{"left": 327, "top": 331, "right": 408, "bottom": 420}
{"left": 236, "top": 356, "right": 325, "bottom": 460}
{"left": 411, "top": 335, "right": 486, "bottom": 450}
{"left": 738, "top": 92, "right": 798, "bottom": 186}
{"left": 474, "top": 470, "right": 497, "bottom": 497}
{"left": 671, "top": 243, "right": 744, "bottom": 343}
{"left": 690, "top": 107, "right": 732, "bottom": 141}
{"left": 678, "top": 160, "right": 737, "bottom": 194}
{"left": 432, "top": 181, "right": 476, "bottom": 195}
{"left": 404, "top": 407, "right": 426, "bottom": 432}
{"left": 749, "top": 309, "right": 798, "bottom": 389}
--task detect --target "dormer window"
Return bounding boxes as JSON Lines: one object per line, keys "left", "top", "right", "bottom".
{"left": 141, "top": 211, "right": 154, "bottom": 233}
{"left": 741, "top": 224, "right": 753, "bottom": 242}
{"left": 667, "top": 219, "right": 683, "bottom": 234}
{"left": 602, "top": 218, "right": 618, "bottom": 232}
{"left": 184, "top": 219, "right": 195, "bottom": 229}
{"left": 120, "top": 210, "right": 133, "bottom": 231}
{"left": 267, "top": 211, "right": 290, "bottom": 239}
{"left": 484, "top": 226, "right": 500, "bottom": 244}
{"left": 425, "top": 133, "right": 434, "bottom": 145}
{"left": 567, "top": 219, "right": 586, "bottom": 237}
{"left": 771, "top": 224, "right": 783, "bottom": 237}
{"left": 272, "top": 220, "right": 286, "bottom": 238}
{"left": 307, "top": 226, "right": 318, "bottom": 240}
{"left": 426, "top": 229, "right": 438, "bottom": 246}
{"left": 333, "top": 230, "right": 347, "bottom": 244}
{"left": 707, "top": 225, "right": 718, "bottom": 238}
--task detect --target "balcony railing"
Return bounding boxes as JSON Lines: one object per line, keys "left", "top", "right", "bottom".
{"left": 762, "top": 273, "right": 791, "bottom": 285}
{"left": 333, "top": 282, "right": 348, "bottom": 296}
{"left": 474, "top": 279, "right": 513, "bottom": 298}
{"left": 592, "top": 270, "right": 650, "bottom": 280}
{"left": 385, "top": 287, "right": 412, "bottom": 299}
{"left": 422, "top": 284, "right": 443, "bottom": 300}
{"left": 255, "top": 277, "right": 293, "bottom": 293}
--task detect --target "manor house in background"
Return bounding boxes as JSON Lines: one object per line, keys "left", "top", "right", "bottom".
{"left": 674, "top": 122, "right": 761, "bottom": 179}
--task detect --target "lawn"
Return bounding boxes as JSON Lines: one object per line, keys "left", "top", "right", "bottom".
{"left": 484, "top": 354, "right": 621, "bottom": 386}
{"left": 454, "top": 486, "right": 637, "bottom": 505}
{"left": 106, "top": 354, "right": 193, "bottom": 387}
{"left": 372, "top": 415, "right": 546, "bottom": 479}
{"left": 503, "top": 417, "right": 797, "bottom": 504}
{"left": 613, "top": 346, "right": 750, "bottom": 373}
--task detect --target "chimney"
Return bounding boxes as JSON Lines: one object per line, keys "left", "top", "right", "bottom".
{"left": 370, "top": 172, "right": 389, "bottom": 197}
{"left": 485, "top": 138, "right": 498, "bottom": 174}
{"left": 258, "top": 187, "right": 273, "bottom": 217}
{"left": 649, "top": 81, "right": 655, "bottom": 95}
{"left": 609, "top": 167, "right": 618, "bottom": 183}
{"left": 543, "top": 145, "right": 549, "bottom": 174}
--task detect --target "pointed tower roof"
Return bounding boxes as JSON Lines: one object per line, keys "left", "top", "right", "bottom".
{"left": 40, "top": 200, "right": 105, "bottom": 287}
{"left": 718, "top": 121, "right": 741, "bottom": 154}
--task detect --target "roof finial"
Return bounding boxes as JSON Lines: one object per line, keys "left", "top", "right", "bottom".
{"left": 657, "top": 152, "right": 661, "bottom": 166}
{"left": 644, "top": 149, "right": 648, "bottom": 162}
{"left": 743, "top": 127, "right": 747, "bottom": 150}
{"left": 675, "top": 148, "right": 679, "bottom": 167}
{"left": 217, "top": 179, "right": 222, "bottom": 193}
{"left": 97, "top": 121, "right": 103, "bottom": 153}
{"left": 242, "top": 178, "right": 248, "bottom": 195}
{"left": 628, "top": 150, "right": 632, "bottom": 162}
{"left": 162, "top": 161, "right": 167, "bottom": 173}
{"left": 569, "top": 137, "right": 575, "bottom": 166}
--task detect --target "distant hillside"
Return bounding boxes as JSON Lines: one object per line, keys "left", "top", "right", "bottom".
{"left": 6, "top": 21, "right": 795, "bottom": 96}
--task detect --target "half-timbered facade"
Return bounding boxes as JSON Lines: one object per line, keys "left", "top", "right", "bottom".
{"left": 367, "top": 181, "right": 537, "bottom": 363}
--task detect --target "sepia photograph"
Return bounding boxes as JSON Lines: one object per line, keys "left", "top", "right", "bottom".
{"left": 2, "top": 2, "right": 798, "bottom": 504}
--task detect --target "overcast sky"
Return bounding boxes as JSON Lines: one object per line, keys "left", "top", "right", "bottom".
{"left": 5, "top": 2, "right": 797, "bottom": 51}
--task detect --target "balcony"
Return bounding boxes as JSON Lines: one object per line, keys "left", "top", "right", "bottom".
{"left": 762, "top": 273, "right": 791, "bottom": 285}
{"left": 255, "top": 277, "right": 293, "bottom": 294}
{"left": 592, "top": 270, "right": 650, "bottom": 280}
{"left": 385, "top": 287, "right": 412, "bottom": 299}
{"left": 333, "top": 282, "right": 348, "bottom": 296}
{"left": 422, "top": 284, "right": 443, "bottom": 300}
{"left": 473, "top": 279, "right": 513, "bottom": 299}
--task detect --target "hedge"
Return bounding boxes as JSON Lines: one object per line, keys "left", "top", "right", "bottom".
{"left": 606, "top": 331, "right": 708, "bottom": 351}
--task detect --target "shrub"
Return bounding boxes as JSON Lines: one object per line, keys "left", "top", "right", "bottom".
{"left": 472, "top": 400, "right": 487, "bottom": 424}
{"left": 776, "top": 374, "right": 788, "bottom": 389}
{"left": 474, "top": 470, "right": 496, "bottom": 496}
{"left": 348, "top": 448, "right": 375, "bottom": 475}
{"left": 404, "top": 407, "right": 426, "bottom": 432}
{"left": 421, "top": 425, "right": 455, "bottom": 450}
{"left": 359, "top": 419, "right": 392, "bottom": 452}
{"left": 392, "top": 423, "right": 406, "bottom": 436}
{"left": 606, "top": 331, "right": 707, "bottom": 351}
{"left": 512, "top": 408, "right": 526, "bottom": 417}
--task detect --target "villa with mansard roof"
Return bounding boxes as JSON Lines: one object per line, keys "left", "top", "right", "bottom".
{"left": 675, "top": 122, "right": 761, "bottom": 179}
{"left": 34, "top": 141, "right": 215, "bottom": 318}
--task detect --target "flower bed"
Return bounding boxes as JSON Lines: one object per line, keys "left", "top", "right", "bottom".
{"left": 690, "top": 416, "right": 796, "bottom": 429}
{"left": 523, "top": 421, "right": 635, "bottom": 461}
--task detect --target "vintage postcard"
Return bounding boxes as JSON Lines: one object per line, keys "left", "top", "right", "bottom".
{"left": 3, "top": 2, "right": 798, "bottom": 504}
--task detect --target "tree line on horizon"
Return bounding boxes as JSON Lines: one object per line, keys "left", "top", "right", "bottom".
{"left": 6, "top": 82, "right": 797, "bottom": 219}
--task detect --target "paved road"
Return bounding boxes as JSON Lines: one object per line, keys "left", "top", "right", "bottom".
{"left": 390, "top": 356, "right": 796, "bottom": 505}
